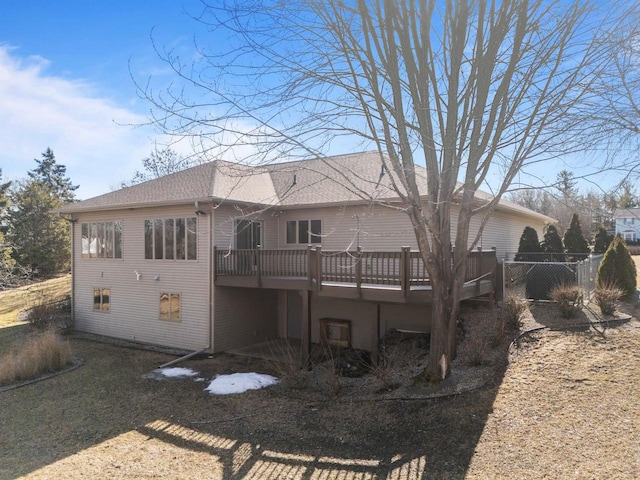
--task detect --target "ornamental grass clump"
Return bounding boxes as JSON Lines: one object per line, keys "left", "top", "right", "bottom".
{"left": 501, "top": 293, "right": 527, "bottom": 333}
{"left": 0, "top": 328, "right": 73, "bottom": 385}
{"left": 550, "top": 284, "right": 583, "bottom": 319}
{"left": 593, "top": 282, "right": 624, "bottom": 316}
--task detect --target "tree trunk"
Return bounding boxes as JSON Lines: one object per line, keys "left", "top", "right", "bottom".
{"left": 427, "top": 277, "right": 453, "bottom": 381}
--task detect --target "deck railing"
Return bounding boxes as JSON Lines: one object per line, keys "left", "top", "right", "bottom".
{"left": 214, "top": 246, "right": 496, "bottom": 293}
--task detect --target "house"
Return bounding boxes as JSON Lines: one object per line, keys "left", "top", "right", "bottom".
{"left": 614, "top": 208, "right": 640, "bottom": 243}
{"left": 58, "top": 152, "right": 554, "bottom": 359}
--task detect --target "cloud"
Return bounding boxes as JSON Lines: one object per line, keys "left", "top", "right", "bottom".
{"left": 0, "top": 46, "right": 157, "bottom": 199}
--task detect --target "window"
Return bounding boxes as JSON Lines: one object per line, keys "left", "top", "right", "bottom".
{"left": 286, "top": 219, "right": 322, "bottom": 244}
{"left": 159, "top": 293, "right": 181, "bottom": 321}
{"left": 82, "top": 221, "right": 123, "bottom": 259}
{"left": 145, "top": 217, "right": 197, "bottom": 260}
{"left": 93, "top": 288, "right": 110, "bottom": 311}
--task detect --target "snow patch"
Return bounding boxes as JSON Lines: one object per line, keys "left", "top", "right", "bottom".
{"left": 205, "top": 372, "right": 278, "bottom": 395}
{"left": 156, "top": 367, "right": 200, "bottom": 378}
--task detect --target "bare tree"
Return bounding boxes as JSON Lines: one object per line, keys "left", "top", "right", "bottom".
{"left": 119, "top": 146, "right": 192, "bottom": 188}
{"left": 139, "top": 0, "right": 606, "bottom": 380}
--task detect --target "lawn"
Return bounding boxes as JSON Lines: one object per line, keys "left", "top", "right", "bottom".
{"left": 2, "top": 308, "right": 640, "bottom": 479}
{"left": 0, "top": 275, "right": 71, "bottom": 327}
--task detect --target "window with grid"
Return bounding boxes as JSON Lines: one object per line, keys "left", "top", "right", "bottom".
{"left": 286, "top": 219, "right": 321, "bottom": 244}
{"left": 145, "top": 217, "right": 197, "bottom": 260}
{"left": 82, "top": 222, "right": 122, "bottom": 259}
{"left": 159, "top": 293, "right": 181, "bottom": 321}
{"left": 93, "top": 288, "right": 110, "bottom": 312}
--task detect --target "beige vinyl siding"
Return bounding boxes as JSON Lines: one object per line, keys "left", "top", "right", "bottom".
{"left": 73, "top": 205, "right": 211, "bottom": 351}
{"left": 275, "top": 204, "right": 545, "bottom": 259}
{"left": 310, "top": 296, "right": 377, "bottom": 350}
{"left": 481, "top": 210, "right": 546, "bottom": 260}
{"left": 308, "top": 297, "right": 431, "bottom": 351}
{"left": 213, "top": 286, "right": 277, "bottom": 352}
{"left": 380, "top": 304, "right": 431, "bottom": 333}
{"left": 212, "top": 204, "right": 278, "bottom": 249}
{"left": 276, "top": 204, "right": 416, "bottom": 251}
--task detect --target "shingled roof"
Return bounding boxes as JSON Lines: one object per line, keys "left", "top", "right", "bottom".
{"left": 57, "top": 151, "right": 554, "bottom": 223}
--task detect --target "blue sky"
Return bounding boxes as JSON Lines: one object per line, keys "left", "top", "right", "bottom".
{"left": 0, "top": 1, "right": 210, "bottom": 199}
{"left": 0, "top": 1, "right": 632, "bottom": 201}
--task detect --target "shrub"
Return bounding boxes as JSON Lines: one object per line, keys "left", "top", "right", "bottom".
{"left": 592, "top": 226, "right": 612, "bottom": 255}
{"left": 501, "top": 294, "right": 527, "bottom": 332}
{"left": 563, "top": 213, "right": 590, "bottom": 261}
{"left": 460, "top": 335, "right": 487, "bottom": 366}
{"left": 514, "top": 226, "right": 542, "bottom": 261}
{"left": 597, "top": 235, "right": 637, "bottom": 299}
{"left": 26, "top": 296, "right": 72, "bottom": 331}
{"left": 549, "top": 284, "right": 583, "bottom": 319}
{"left": 541, "top": 224, "right": 565, "bottom": 261}
{"left": 593, "top": 282, "right": 624, "bottom": 316}
{"left": 0, "top": 328, "right": 73, "bottom": 385}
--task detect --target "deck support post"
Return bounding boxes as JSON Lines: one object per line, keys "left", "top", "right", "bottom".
{"left": 400, "top": 246, "right": 411, "bottom": 297}
{"left": 315, "top": 246, "right": 322, "bottom": 292}
{"left": 301, "top": 289, "right": 311, "bottom": 368}
{"left": 256, "top": 245, "right": 262, "bottom": 288}
{"left": 371, "top": 303, "right": 380, "bottom": 366}
{"left": 355, "top": 246, "right": 363, "bottom": 298}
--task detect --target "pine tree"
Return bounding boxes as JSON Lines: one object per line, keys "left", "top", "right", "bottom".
{"left": 7, "top": 149, "right": 77, "bottom": 277}
{"left": 0, "top": 169, "right": 18, "bottom": 288}
{"left": 541, "top": 224, "right": 564, "bottom": 261}
{"left": 27, "top": 148, "right": 78, "bottom": 201}
{"left": 563, "top": 213, "right": 590, "bottom": 261}
{"left": 597, "top": 235, "right": 637, "bottom": 299}
{"left": 593, "top": 226, "right": 612, "bottom": 254}
{"left": 515, "top": 226, "right": 542, "bottom": 261}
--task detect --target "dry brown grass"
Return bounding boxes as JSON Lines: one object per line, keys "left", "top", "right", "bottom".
{"left": 0, "top": 328, "right": 73, "bottom": 385}
{"left": 0, "top": 275, "right": 71, "bottom": 327}
{"left": 467, "top": 321, "right": 640, "bottom": 479}
{"left": 2, "top": 307, "right": 640, "bottom": 479}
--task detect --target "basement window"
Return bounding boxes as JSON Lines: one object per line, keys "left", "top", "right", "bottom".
{"left": 159, "top": 293, "right": 181, "bottom": 321}
{"left": 93, "top": 288, "right": 110, "bottom": 312}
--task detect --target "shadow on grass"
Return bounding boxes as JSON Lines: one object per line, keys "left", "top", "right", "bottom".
{"left": 0, "top": 328, "right": 510, "bottom": 479}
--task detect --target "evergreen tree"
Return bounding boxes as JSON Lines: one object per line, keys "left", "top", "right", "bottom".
{"left": 7, "top": 149, "right": 77, "bottom": 277}
{"left": 541, "top": 224, "right": 564, "bottom": 261}
{"left": 27, "top": 148, "right": 78, "bottom": 201}
{"left": 515, "top": 226, "right": 542, "bottom": 261}
{"left": 563, "top": 213, "right": 590, "bottom": 260}
{"left": 0, "top": 169, "right": 18, "bottom": 288}
{"left": 597, "top": 235, "right": 637, "bottom": 299}
{"left": 593, "top": 226, "right": 612, "bottom": 254}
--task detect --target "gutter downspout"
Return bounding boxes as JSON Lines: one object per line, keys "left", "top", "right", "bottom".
{"left": 71, "top": 217, "right": 75, "bottom": 328}
{"left": 208, "top": 199, "right": 214, "bottom": 354}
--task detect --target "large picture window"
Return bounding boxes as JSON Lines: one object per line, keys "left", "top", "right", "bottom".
{"left": 145, "top": 217, "right": 197, "bottom": 260}
{"left": 82, "top": 222, "right": 123, "bottom": 259}
{"left": 286, "top": 219, "right": 322, "bottom": 244}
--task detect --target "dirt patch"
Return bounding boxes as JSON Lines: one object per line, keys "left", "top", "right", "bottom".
{"left": 2, "top": 305, "right": 640, "bottom": 479}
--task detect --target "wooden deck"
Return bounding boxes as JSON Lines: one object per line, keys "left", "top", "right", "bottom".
{"left": 214, "top": 247, "right": 496, "bottom": 303}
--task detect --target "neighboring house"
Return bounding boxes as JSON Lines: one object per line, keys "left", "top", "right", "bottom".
{"left": 614, "top": 208, "right": 640, "bottom": 243}
{"left": 58, "top": 152, "right": 554, "bottom": 359}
